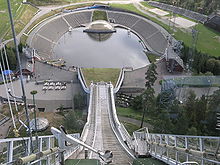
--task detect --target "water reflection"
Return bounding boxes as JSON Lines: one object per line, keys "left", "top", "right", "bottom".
{"left": 87, "top": 33, "right": 113, "bottom": 41}
{"left": 53, "top": 27, "right": 150, "bottom": 69}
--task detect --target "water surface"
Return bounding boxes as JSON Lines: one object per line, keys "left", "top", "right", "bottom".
{"left": 53, "top": 27, "right": 149, "bottom": 69}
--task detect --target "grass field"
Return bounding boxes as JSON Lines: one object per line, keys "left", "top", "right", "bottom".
{"left": 140, "top": 1, "right": 155, "bottom": 9}
{"left": 110, "top": 4, "right": 220, "bottom": 57}
{"left": 3, "top": 4, "right": 38, "bottom": 40}
{"left": 28, "top": 0, "right": 126, "bottom": 6}
{"left": 116, "top": 107, "right": 152, "bottom": 123}
{"left": 117, "top": 107, "right": 143, "bottom": 120}
{"left": 81, "top": 68, "right": 120, "bottom": 87}
{"left": 65, "top": 159, "right": 101, "bottom": 165}
{"left": 0, "top": 0, "right": 23, "bottom": 39}
{"left": 121, "top": 121, "right": 139, "bottom": 135}
{"left": 0, "top": 0, "right": 38, "bottom": 40}
{"left": 146, "top": 53, "right": 160, "bottom": 63}
{"left": 92, "top": 10, "right": 108, "bottom": 21}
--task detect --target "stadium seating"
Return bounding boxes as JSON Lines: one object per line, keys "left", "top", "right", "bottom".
{"left": 32, "top": 10, "right": 168, "bottom": 58}
{"left": 149, "top": 1, "right": 208, "bottom": 23}
{"left": 31, "top": 35, "right": 53, "bottom": 59}
{"left": 108, "top": 12, "right": 138, "bottom": 27}
{"left": 63, "top": 14, "right": 81, "bottom": 28}
{"left": 38, "top": 18, "right": 69, "bottom": 42}
{"left": 108, "top": 11, "right": 168, "bottom": 54}
{"left": 146, "top": 32, "right": 167, "bottom": 54}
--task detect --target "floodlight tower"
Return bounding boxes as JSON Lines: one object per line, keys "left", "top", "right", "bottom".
{"left": 6, "top": 0, "right": 33, "bottom": 152}
{"left": 188, "top": 27, "right": 198, "bottom": 71}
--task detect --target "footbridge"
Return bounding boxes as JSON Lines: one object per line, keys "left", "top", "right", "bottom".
{"left": 0, "top": 82, "right": 219, "bottom": 165}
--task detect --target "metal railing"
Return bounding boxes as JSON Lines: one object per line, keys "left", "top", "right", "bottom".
{"left": 0, "top": 133, "right": 80, "bottom": 165}
{"left": 133, "top": 130, "right": 220, "bottom": 165}
{"left": 113, "top": 68, "right": 125, "bottom": 93}
{"left": 77, "top": 68, "right": 90, "bottom": 94}
{"left": 108, "top": 84, "right": 135, "bottom": 158}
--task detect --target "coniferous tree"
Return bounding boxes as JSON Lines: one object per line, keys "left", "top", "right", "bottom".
{"left": 140, "top": 63, "right": 157, "bottom": 128}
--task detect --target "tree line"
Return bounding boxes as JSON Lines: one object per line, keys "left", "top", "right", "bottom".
{"left": 181, "top": 44, "right": 220, "bottom": 75}
{"left": 155, "top": 0, "right": 220, "bottom": 15}
{"left": 0, "top": 43, "right": 24, "bottom": 73}
{"left": 0, "top": 46, "right": 17, "bottom": 71}
{"left": 131, "top": 63, "right": 219, "bottom": 136}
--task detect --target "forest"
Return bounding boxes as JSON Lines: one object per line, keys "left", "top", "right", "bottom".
{"left": 130, "top": 63, "right": 219, "bottom": 136}
{"left": 155, "top": 0, "right": 220, "bottom": 15}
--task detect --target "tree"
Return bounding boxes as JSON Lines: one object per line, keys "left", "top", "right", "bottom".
{"left": 206, "top": 89, "right": 220, "bottom": 135}
{"left": 206, "top": 58, "right": 216, "bottom": 73}
{"left": 140, "top": 63, "right": 157, "bottom": 128}
{"left": 184, "top": 90, "right": 197, "bottom": 127}
{"left": 187, "top": 127, "right": 198, "bottom": 135}
{"left": 64, "top": 111, "right": 84, "bottom": 133}
{"left": 213, "top": 60, "right": 220, "bottom": 75}
{"left": 18, "top": 42, "right": 23, "bottom": 53}
{"left": 74, "top": 94, "right": 86, "bottom": 110}
{"left": 145, "top": 63, "right": 157, "bottom": 89}
{"left": 195, "top": 95, "right": 207, "bottom": 134}
{"left": 131, "top": 95, "right": 143, "bottom": 111}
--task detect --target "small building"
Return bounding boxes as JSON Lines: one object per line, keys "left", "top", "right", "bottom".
{"left": 205, "top": 12, "right": 220, "bottom": 32}
{"left": 164, "top": 46, "right": 184, "bottom": 72}
{"left": 15, "top": 68, "right": 33, "bottom": 76}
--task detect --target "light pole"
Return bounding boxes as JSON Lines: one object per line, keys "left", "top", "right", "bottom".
{"left": 6, "top": 0, "right": 33, "bottom": 152}
{"left": 140, "top": 94, "right": 146, "bottom": 128}
{"left": 30, "top": 90, "right": 39, "bottom": 151}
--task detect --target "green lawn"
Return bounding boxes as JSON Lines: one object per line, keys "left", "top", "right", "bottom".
{"left": 65, "top": 159, "right": 100, "bottom": 165}
{"left": 116, "top": 107, "right": 152, "bottom": 123}
{"left": 81, "top": 68, "right": 120, "bottom": 87}
{"left": 140, "top": 1, "right": 156, "bottom": 9}
{"left": 28, "top": 0, "right": 125, "bottom": 6}
{"left": 121, "top": 121, "right": 139, "bottom": 135}
{"left": 3, "top": 4, "right": 38, "bottom": 40}
{"left": 0, "top": 0, "right": 23, "bottom": 39}
{"left": 117, "top": 107, "right": 143, "bottom": 120}
{"left": 92, "top": 10, "right": 108, "bottom": 21}
{"left": 146, "top": 53, "right": 159, "bottom": 63}
{"left": 110, "top": 4, "right": 220, "bottom": 57}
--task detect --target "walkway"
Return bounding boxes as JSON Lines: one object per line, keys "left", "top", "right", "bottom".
{"left": 70, "top": 83, "right": 133, "bottom": 164}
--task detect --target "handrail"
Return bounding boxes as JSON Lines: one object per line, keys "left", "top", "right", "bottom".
{"left": 80, "top": 83, "right": 94, "bottom": 141}
{"left": 113, "top": 68, "right": 125, "bottom": 93}
{"left": 77, "top": 68, "right": 90, "bottom": 93}
{"left": 108, "top": 84, "right": 135, "bottom": 158}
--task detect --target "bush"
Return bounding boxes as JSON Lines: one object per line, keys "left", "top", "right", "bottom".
{"left": 64, "top": 111, "right": 85, "bottom": 133}
{"left": 74, "top": 94, "right": 86, "bottom": 110}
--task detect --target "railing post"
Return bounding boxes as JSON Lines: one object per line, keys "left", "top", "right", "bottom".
{"left": 46, "top": 137, "right": 51, "bottom": 165}
{"left": 27, "top": 138, "right": 31, "bottom": 156}
{"left": 160, "top": 135, "right": 162, "bottom": 158}
{"left": 174, "top": 136, "right": 178, "bottom": 165}
{"left": 39, "top": 137, "right": 43, "bottom": 165}
{"left": 199, "top": 138, "right": 204, "bottom": 165}
{"left": 154, "top": 135, "right": 157, "bottom": 157}
{"left": 149, "top": 134, "right": 153, "bottom": 155}
{"left": 7, "top": 141, "right": 13, "bottom": 163}
{"left": 185, "top": 137, "right": 189, "bottom": 162}
{"left": 166, "top": 135, "right": 169, "bottom": 164}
